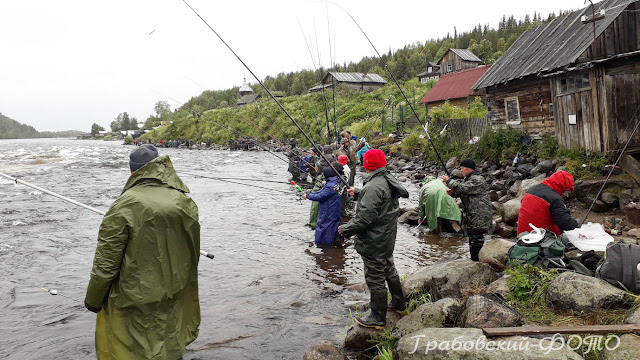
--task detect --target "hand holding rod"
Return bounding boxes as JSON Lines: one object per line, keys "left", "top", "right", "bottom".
{"left": 0, "top": 173, "right": 214, "bottom": 259}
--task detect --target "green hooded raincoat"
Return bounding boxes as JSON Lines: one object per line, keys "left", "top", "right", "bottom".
{"left": 418, "top": 177, "right": 462, "bottom": 232}
{"left": 85, "top": 155, "right": 200, "bottom": 360}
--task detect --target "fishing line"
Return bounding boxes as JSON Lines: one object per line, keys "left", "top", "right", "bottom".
{"left": 40, "top": 287, "right": 83, "bottom": 303}
{"left": 0, "top": 173, "right": 215, "bottom": 259}
{"left": 180, "top": 171, "right": 294, "bottom": 194}
{"left": 179, "top": 0, "right": 350, "bottom": 188}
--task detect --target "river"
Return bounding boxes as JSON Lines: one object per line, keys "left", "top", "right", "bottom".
{"left": 0, "top": 138, "right": 468, "bottom": 359}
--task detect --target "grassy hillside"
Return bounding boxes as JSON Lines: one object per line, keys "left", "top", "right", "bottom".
{"left": 0, "top": 113, "right": 39, "bottom": 139}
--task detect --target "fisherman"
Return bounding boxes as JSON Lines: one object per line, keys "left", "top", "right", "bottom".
{"left": 303, "top": 166, "right": 343, "bottom": 245}
{"left": 308, "top": 160, "right": 326, "bottom": 229}
{"left": 337, "top": 136, "right": 357, "bottom": 186}
{"left": 339, "top": 149, "right": 409, "bottom": 329}
{"left": 338, "top": 155, "right": 351, "bottom": 182}
{"left": 442, "top": 159, "right": 492, "bottom": 262}
{"left": 356, "top": 138, "right": 371, "bottom": 164}
{"left": 517, "top": 170, "right": 580, "bottom": 236}
{"left": 418, "top": 176, "right": 462, "bottom": 233}
{"left": 287, "top": 147, "right": 302, "bottom": 181}
{"left": 84, "top": 144, "right": 200, "bottom": 360}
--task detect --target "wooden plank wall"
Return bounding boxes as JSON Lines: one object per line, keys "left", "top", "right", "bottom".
{"left": 485, "top": 77, "right": 554, "bottom": 133}
{"left": 581, "top": 1, "right": 639, "bottom": 60}
{"left": 440, "top": 52, "right": 478, "bottom": 75}
{"left": 552, "top": 76, "right": 600, "bottom": 151}
{"left": 430, "top": 117, "right": 492, "bottom": 144}
{"left": 606, "top": 69, "right": 640, "bottom": 151}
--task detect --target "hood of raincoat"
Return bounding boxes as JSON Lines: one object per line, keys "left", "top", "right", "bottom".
{"left": 542, "top": 170, "right": 574, "bottom": 195}
{"left": 122, "top": 155, "right": 189, "bottom": 194}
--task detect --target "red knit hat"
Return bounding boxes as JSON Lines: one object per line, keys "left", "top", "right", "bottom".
{"left": 363, "top": 149, "right": 386, "bottom": 170}
{"left": 338, "top": 155, "right": 348, "bottom": 165}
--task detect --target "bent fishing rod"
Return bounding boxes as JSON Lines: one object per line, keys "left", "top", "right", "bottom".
{"left": 339, "top": 7, "right": 450, "bottom": 176}
{"left": 180, "top": 0, "right": 349, "bottom": 189}
{"left": 0, "top": 173, "right": 215, "bottom": 259}
{"left": 179, "top": 171, "right": 296, "bottom": 195}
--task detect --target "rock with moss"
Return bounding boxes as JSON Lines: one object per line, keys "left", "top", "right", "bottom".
{"left": 343, "top": 311, "right": 403, "bottom": 351}
{"left": 464, "top": 294, "right": 521, "bottom": 328}
{"left": 402, "top": 259, "right": 496, "bottom": 301}
{"left": 546, "top": 272, "right": 633, "bottom": 312}
{"left": 602, "top": 334, "right": 640, "bottom": 360}
{"left": 395, "top": 328, "right": 584, "bottom": 359}
{"left": 479, "top": 238, "right": 515, "bottom": 264}
{"left": 390, "top": 298, "right": 461, "bottom": 339}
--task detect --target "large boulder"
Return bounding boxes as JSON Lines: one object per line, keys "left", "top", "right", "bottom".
{"left": 516, "top": 178, "right": 542, "bottom": 198}
{"left": 479, "top": 238, "right": 515, "bottom": 264}
{"left": 464, "top": 294, "right": 520, "bottom": 328}
{"left": 600, "top": 192, "right": 620, "bottom": 209}
{"left": 546, "top": 272, "right": 633, "bottom": 312}
{"left": 446, "top": 157, "right": 459, "bottom": 171}
{"left": 344, "top": 311, "right": 403, "bottom": 351}
{"left": 402, "top": 259, "right": 496, "bottom": 301}
{"left": 501, "top": 199, "right": 522, "bottom": 225}
{"left": 602, "top": 334, "right": 640, "bottom": 360}
{"left": 303, "top": 340, "right": 347, "bottom": 360}
{"left": 390, "top": 298, "right": 462, "bottom": 339}
{"left": 574, "top": 177, "right": 635, "bottom": 200}
{"left": 484, "top": 275, "right": 511, "bottom": 299}
{"left": 395, "top": 328, "right": 584, "bottom": 360}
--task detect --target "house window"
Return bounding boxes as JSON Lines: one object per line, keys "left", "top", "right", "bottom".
{"left": 549, "top": 103, "right": 554, "bottom": 119}
{"left": 421, "top": 77, "right": 427, "bottom": 84}
{"left": 559, "top": 73, "right": 590, "bottom": 94}
{"left": 447, "top": 64, "right": 452, "bottom": 73}
{"left": 505, "top": 97, "right": 521, "bottom": 124}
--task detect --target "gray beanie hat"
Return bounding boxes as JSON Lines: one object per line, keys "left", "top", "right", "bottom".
{"left": 129, "top": 144, "right": 159, "bottom": 172}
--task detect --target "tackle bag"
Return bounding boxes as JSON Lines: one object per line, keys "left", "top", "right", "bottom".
{"left": 508, "top": 229, "right": 566, "bottom": 268}
{"left": 595, "top": 242, "right": 640, "bottom": 294}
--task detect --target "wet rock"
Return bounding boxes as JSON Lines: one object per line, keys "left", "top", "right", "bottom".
{"left": 491, "top": 180, "right": 506, "bottom": 191}
{"left": 446, "top": 157, "right": 459, "bottom": 171}
{"left": 574, "top": 178, "right": 635, "bottom": 199}
{"left": 489, "top": 190, "right": 500, "bottom": 202}
{"left": 395, "top": 328, "right": 583, "bottom": 360}
{"left": 516, "top": 178, "right": 542, "bottom": 198}
{"left": 464, "top": 294, "right": 520, "bottom": 328}
{"left": 499, "top": 225, "right": 517, "bottom": 238}
{"left": 343, "top": 300, "right": 369, "bottom": 311}
{"left": 546, "top": 272, "right": 633, "bottom": 312}
{"left": 623, "top": 203, "right": 640, "bottom": 225}
{"left": 479, "top": 238, "right": 515, "bottom": 264}
{"left": 508, "top": 180, "right": 522, "bottom": 196}
{"left": 303, "top": 340, "right": 347, "bottom": 360}
{"left": 600, "top": 192, "right": 620, "bottom": 208}
{"left": 402, "top": 259, "right": 496, "bottom": 301}
{"left": 343, "top": 311, "right": 402, "bottom": 351}
{"left": 399, "top": 210, "right": 420, "bottom": 225}
{"left": 452, "top": 169, "right": 463, "bottom": 178}
{"left": 484, "top": 275, "right": 510, "bottom": 299}
{"left": 602, "top": 334, "right": 640, "bottom": 360}
{"left": 500, "top": 199, "right": 521, "bottom": 225}
{"left": 517, "top": 164, "right": 534, "bottom": 176}
{"left": 390, "top": 298, "right": 462, "bottom": 339}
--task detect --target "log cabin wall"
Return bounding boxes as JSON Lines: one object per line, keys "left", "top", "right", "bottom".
{"left": 485, "top": 77, "right": 554, "bottom": 133}
{"left": 440, "top": 51, "right": 478, "bottom": 75}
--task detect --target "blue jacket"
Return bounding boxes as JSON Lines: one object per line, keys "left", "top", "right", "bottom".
{"left": 299, "top": 154, "right": 311, "bottom": 173}
{"left": 306, "top": 176, "right": 342, "bottom": 245}
{"left": 357, "top": 143, "right": 371, "bottom": 163}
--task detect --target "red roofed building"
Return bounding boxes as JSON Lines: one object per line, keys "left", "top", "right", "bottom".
{"left": 419, "top": 65, "right": 490, "bottom": 115}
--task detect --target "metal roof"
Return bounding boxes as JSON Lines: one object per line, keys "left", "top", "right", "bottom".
{"left": 239, "top": 81, "right": 253, "bottom": 93}
{"left": 473, "top": 0, "right": 634, "bottom": 90}
{"left": 325, "top": 71, "right": 387, "bottom": 84}
{"left": 419, "top": 66, "right": 491, "bottom": 103}
{"left": 437, "top": 49, "right": 481, "bottom": 64}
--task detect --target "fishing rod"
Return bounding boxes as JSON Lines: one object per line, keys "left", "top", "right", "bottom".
{"left": 0, "top": 172, "right": 215, "bottom": 259}
{"left": 180, "top": 171, "right": 295, "bottom": 195}
{"left": 180, "top": 0, "right": 350, "bottom": 189}
{"left": 582, "top": 103, "right": 640, "bottom": 224}
{"left": 325, "top": 1, "right": 339, "bottom": 141}
{"left": 338, "top": 7, "right": 450, "bottom": 176}
{"left": 359, "top": 91, "right": 397, "bottom": 146}
{"left": 180, "top": 174, "right": 290, "bottom": 184}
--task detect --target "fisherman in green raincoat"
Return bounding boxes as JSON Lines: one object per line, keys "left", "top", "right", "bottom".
{"left": 84, "top": 144, "right": 201, "bottom": 360}
{"left": 418, "top": 176, "right": 461, "bottom": 232}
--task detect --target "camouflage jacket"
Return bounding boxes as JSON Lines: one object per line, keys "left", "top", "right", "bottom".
{"left": 448, "top": 170, "right": 492, "bottom": 231}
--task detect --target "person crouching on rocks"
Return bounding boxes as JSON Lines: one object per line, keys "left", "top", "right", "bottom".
{"left": 442, "top": 158, "right": 492, "bottom": 262}
{"left": 302, "top": 166, "right": 343, "bottom": 245}
{"left": 338, "top": 149, "right": 409, "bottom": 329}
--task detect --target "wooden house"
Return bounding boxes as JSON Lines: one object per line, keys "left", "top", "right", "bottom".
{"left": 416, "top": 62, "right": 441, "bottom": 83}
{"left": 473, "top": 0, "right": 640, "bottom": 152}
{"left": 237, "top": 78, "right": 262, "bottom": 106}
{"left": 419, "top": 66, "right": 491, "bottom": 114}
{"left": 438, "top": 49, "right": 481, "bottom": 75}
{"left": 308, "top": 71, "right": 387, "bottom": 93}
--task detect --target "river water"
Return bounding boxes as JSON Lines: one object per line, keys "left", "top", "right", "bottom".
{"left": 0, "top": 138, "right": 468, "bottom": 360}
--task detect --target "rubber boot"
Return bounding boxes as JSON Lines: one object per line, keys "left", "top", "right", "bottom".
{"left": 470, "top": 244, "right": 483, "bottom": 262}
{"left": 355, "top": 290, "right": 387, "bottom": 329}
{"left": 387, "top": 275, "right": 407, "bottom": 315}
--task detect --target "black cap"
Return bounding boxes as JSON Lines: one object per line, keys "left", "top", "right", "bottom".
{"left": 322, "top": 166, "right": 338, "bottom": 179}
{"left": 460, "top": 158, "right": 476, "bottom": 170}
{"left": 129, "top": 144, "right": 159, "bottom": 172}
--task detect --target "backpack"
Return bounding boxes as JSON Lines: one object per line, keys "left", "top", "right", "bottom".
{"left": 595, "top": 242, "right": 640, "bottom": 294}
{"left": 508, "top": 229, "right": 566, "bottom": 268}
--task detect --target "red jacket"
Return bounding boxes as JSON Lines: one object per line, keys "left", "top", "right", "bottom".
{"left": 517, "top": 170, "right": 579, "bottom": 236}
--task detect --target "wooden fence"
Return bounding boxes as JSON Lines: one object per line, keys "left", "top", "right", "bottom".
{"left": 429, "top": 117, "right": 492, "bottom": 144}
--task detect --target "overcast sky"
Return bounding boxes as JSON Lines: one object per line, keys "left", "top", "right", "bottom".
{"left": 0, "top": 0, "right": 583, "bottom": 132}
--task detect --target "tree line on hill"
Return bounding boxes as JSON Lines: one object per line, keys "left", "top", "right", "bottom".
{"left": 0, "top": 113, "right": 82, "bottom": 139}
